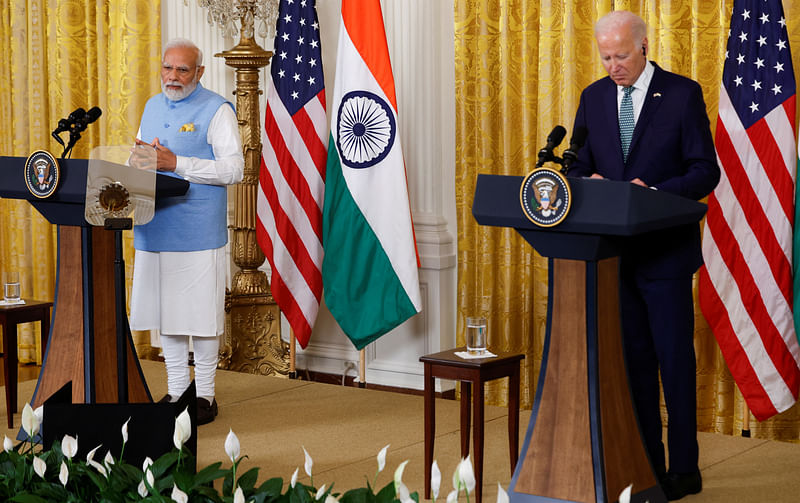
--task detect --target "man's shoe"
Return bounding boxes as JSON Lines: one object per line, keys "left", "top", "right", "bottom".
{"left": 158, "top": 394, "right": 173, "bottom": 403}
{"left": 197, "top": 398, "right": 218, "bottom": 425}
{"left": 661, "top": 471, "right": 702, "bottom": 501}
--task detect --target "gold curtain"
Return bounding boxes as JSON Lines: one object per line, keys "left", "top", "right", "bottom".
{"left": 456, "top": 0, "right": 800, "bottom": 441}
{"left": 0, "top": 1, "right": 161, "bottom": 362}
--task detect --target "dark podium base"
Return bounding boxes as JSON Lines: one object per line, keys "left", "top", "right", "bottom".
{"left": 41, "top": 382, "right": 198, "bottom": 469}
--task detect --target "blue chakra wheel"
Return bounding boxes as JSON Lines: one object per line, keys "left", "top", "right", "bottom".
{"left": 336, "top": 90, "right": 396, "bottom": 169}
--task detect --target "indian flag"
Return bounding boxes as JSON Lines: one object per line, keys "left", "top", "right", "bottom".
{"left": 322, "top": 0, "right": 421, "bottom": 350}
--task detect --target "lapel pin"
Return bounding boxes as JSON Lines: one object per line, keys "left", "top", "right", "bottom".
{"left": 653, "top": 92, "right": 662, "bottom": 98}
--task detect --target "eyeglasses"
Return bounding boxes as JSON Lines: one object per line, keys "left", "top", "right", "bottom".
{"left": 161, "top": 64, "right": 199, "bottom": 76}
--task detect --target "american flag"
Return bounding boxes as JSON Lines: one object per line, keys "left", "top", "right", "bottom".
{"left": 256, "top": 0, "right": 327, "bottom": 348}
{"left": 699, "top": 0, "right": 800, "bottom": 421}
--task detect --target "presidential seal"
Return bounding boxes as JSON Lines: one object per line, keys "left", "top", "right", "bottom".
{"left": 520, "top": 167, "right": 572, "bottom": 227}
{"left": 24, "top": 150, "right": 60, "bottom": 199}
{"left": 336, "top": 90, "right": 396, "bottom": 169}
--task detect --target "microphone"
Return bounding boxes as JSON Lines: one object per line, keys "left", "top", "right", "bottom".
{"left": 61, "top": 106, "right": 102, "bottom": 159}
{"left": 536, "top": 125, "right": 567, "bottom": 167}
{"left": 560, "top": 126, "right": 588, "bottom": 174}
{"left": 71, "top": 106, "right": 102, "bottom": 133}
{"left": 51, "top": 107, "right": 87, "bottom": 146}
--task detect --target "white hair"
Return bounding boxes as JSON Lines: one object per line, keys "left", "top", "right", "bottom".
{"left": 163, "top": 38, "right": 203, "bottom": 66}
{"left": 595, "top": 10, "right": 647, "bottom": 47}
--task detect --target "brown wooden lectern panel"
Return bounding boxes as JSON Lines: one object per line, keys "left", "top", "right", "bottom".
{"left": 33, "top": 226, "right": 150, "bottom": 407}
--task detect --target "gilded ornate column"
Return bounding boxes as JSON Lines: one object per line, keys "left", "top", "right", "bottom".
{"left": 206, "top": 4, "right": 289, "bottom": 376}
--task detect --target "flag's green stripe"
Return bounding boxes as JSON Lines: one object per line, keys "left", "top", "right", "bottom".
{"left": 322, "top": 136, "right": 416, "bottom": 350}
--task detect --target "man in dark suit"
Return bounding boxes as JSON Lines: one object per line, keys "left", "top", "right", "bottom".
{"left": 569, "top": 10, "right": 720, "bottom": 501}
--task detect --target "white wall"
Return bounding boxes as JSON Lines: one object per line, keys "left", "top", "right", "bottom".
{"left": 163, "top": 0, "right": 457, "bottom": 391}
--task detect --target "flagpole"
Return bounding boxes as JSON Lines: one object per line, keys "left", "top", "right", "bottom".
{"left": 358, "top": 349, "right": 366, "bottom": 388}
{"left": 289, "top": 330, "right": 297, "bottom": 379}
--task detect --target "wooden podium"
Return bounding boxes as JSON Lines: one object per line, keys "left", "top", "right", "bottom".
{"left": 0, "top": 156, "right": 188, "bottom": 407}
{"left": 473, "top": 174, "right": 707, "bottom": 503}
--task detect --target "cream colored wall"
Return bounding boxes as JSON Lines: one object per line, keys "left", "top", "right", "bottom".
{"left": 162, "top": 0, "right": 457, "bottom": 390}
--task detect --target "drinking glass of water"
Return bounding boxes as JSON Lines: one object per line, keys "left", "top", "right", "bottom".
{"left": 466, "top": 316, "right": 487, "bottom": 355}
{"left": 3, "top": 271, "right": 20, "bottom": 303}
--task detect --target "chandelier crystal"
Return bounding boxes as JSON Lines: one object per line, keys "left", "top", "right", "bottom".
{"left": 193, "top": 0, "right": 279, "bottom": 41}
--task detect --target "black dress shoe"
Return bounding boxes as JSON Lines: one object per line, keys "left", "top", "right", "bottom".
{"left": 197, "top": 398, "right": 218, "bottom": 425}
{"left": 662, "top": 471, "right": 702, "bottom": 501}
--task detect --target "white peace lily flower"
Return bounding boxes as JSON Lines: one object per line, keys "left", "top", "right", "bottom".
{"left": 21, "top": 403, "right": 39, "bottom": 438}
{"left": 394, "top": 460, "right": 409, "bottom": 490}
{"left": 104, "top": 450, "right": 115, "bottom": 468}
{"left": 324, "top": 495, "right": 339, "bottom": 503}
{"left": 457, "top": 456, "right": 476, "bottom": 493}
{"left": 121, "top": 417, "right": 130, "bottom": 444}
{"left": 303, "top": 446, "right": 313, "bottom": 477}
{"left": 291, "top": 467, "right": 299, "bottom": 488}
{"left": 234, "top": 486, "right": 246, "bottom": 503}
{"left": 3, "top": 435, "right": 13, "bottom": 453}
{"left": 143, "top": 456, "right": 154, "bottom": 471}
{"left": 61, "top": 434, "right": 78, "bottom": 459}
{"left": 86, "top": 444, "right": 102, "bottom": 463}
{"left": 171, "top": 483, "right": 189, "bottom": 503}
{"left": 86, "top": 445, "right": 107, "bottom": 478}
{"left": 618, "top": 484, "right": 632, "bottom": 503}
{"left": 377, "top": 444, "right": 390, "bottom": 473}
{"left": 225, "top": 429, "right": 241, "bottom": 462}
{"left": 397, "top": 482, "right": 413, "bottom": 503}
{"left": 431, "top": 460, "right": 442, "bottom": 500}
{"left": 446, "top": 489, "right": 458, "bottom": 503}
{"left": 138, "top": 468, "right": 155, "bottom": 496}
{"left": 59, "top": 461, "right": 69, "bottom": 487}
{"left": 315, "top": 484, "right": 327, "bottom": 500}
{"left": 173, "top": 407, "right": 191, "bottom": 450}
{"left": 33, "top": 456, "right": 46, "bottom": 478}
{"left": 497, "top": 483, "right": 510, "bottom": 503}
{"left": 34, "top": 406, "right": 44, "bottom": 427}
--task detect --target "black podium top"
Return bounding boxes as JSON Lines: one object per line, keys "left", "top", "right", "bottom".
{"left": 472, "top": 174, "right": 707, "bottom": 261}
{"left": 0, "top": 156, "right": 188, "bottom": 226}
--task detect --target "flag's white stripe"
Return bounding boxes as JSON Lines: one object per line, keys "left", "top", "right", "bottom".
{"left": 262, "top": 126, "right": 324, "bottom": 271}
{"left": 305, "top": 95, "right": 328, "bottom": 146}
{"left": 709, "top": 150, "right": 797, "bottom": 353}
{"left": 330, "top": 21, "right": 421, "bottom": 310}
{"left": 256, "top": 182, "right": 319, "bottom": 325}
{"left": 702, "top": 223, "right": 796, "bottom": 412}
{"left": 267, "top": 82, "right": 325, "bottom": 210}
{"left": 764, "top": 104, "right": 797, "bottom": 188}
{"left": 718, "top": 88, "right": 792, "bottom": 262}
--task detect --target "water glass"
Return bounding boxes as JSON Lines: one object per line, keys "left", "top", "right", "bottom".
{"left": 3, "top": 271, "right": 20, "bottom": 303}
{"left": 466, "top": 316, "right": 487, "bottom": 355}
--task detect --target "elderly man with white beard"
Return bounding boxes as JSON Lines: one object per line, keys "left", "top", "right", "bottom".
{"left": 130, "top": 38, "right": 243, "bottom": 425}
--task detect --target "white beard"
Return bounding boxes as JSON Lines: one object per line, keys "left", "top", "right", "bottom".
{"left": 162, "top": 79, "right": 197, "bottom": 101}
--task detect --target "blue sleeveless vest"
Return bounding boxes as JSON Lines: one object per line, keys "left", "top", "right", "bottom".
{"left": 134, "top": 84, "right": 233, "bottom": 252}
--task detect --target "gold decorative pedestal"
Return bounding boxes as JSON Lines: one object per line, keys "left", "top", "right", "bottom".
{"left": 217, "top": 36, "right": 290, "bottom": 376}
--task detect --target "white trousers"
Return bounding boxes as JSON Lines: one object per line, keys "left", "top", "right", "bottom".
{"left": 130, "top": 247, "right": 226, "bottom": 400}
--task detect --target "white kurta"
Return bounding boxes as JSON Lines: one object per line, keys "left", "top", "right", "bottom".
{"left": 130, "top": 103, "right": 243, "bottom": 337}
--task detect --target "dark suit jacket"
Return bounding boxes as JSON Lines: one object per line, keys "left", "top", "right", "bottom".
{"left": 570, "top": 62, "right": 720, "bottom": 278}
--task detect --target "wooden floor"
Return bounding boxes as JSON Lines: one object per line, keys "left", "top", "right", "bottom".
{"left": 2, "top": 361, "right": 800, "bottom": 502}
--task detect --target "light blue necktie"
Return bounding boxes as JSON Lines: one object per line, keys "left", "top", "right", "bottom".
{"left": 619, "top": 86, "right": 635, "bottom": 163}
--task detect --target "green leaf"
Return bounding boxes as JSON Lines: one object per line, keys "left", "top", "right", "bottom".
{"left": 256, "top": 477, "right": 284, "bottom": 497}
{"left": 340, "top": 487, "right": 373, "bottom": 503}
{"left": 237, "top": 467, "right": 260, "bottom": 491}
{"left": 10, "top": 494, "right": 50, "bottom": 503}
{"left": 375, "top": 481, "right": 396, "bottom": 503}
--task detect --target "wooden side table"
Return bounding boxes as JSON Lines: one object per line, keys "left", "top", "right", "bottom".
{"left": 0, "top": 299, "right": 52, "bottom": 428}
{"left": 420, "top": 348, "right": 524, "bottom": 503}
